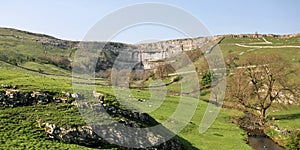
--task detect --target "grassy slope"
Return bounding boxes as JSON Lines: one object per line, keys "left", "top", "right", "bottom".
{"left": 149, "top": 95, "right": 251, "bottom": 149}
{"left": 220, "top": 36, "right": 300, "bottom": 84}
{"left": 0, "top": 61, "right": 72, "bottom": 92}
{"left": 21, "top": 61, "right": 71, "bottom": 75}
{"left": 264, "top": 104, "right": 300, "bottom": 146}
{"left": 269, "top": 105, "right": 300, "bottom": 130}
{"left": 219, "top": 35, "right": 300, "bottom": 147}
{"left": 0, "top": 33, "right": 69, "bottom": 58}
{"left": 99, "top": 83, "right": 251, "bottom": 149}
{"left": 0, "top": 103, "right": 93, "bottom": 150}
{"left": 187, "top": 35, "right": 300, "bottom": 148}
{"left": 0, "top": 61, "right": 252, "bottom": 149}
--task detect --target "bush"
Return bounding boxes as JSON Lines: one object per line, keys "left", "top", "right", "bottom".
{"left": 285, "top": 130, "right": 300, "bottom": 150}
{"left": 200, "top": 90, "right": 209, "bottom": 96}
{"left": 38, "top": 68, "right": 44, "bottom": 73}
{"left": 201, "top": 72, "right": 212, "bottom": 87}
{"left": 172, "top": 75, "right": 182, "bottom": 82}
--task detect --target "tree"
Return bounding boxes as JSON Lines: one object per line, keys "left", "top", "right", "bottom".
{"left": 201, "top": 71, "right": 212, "bottom": 88}
{"left": 155, "top": 64, "right": 175, "bottom": 79}
{"left": 228, "top": 54, "right": 299, "bottom": 118}
{"left": 225, "top": 53, "right": 239, "bottom": 69}
{"left": 255, "top": 31, "right": 259, "bottom": 38}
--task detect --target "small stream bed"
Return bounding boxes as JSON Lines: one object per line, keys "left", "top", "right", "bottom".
{"left": 248, "top": 135, "right": 284, "bottom": 150}
{"left": 237, "top": 112, "right": 285, "bottom": 150}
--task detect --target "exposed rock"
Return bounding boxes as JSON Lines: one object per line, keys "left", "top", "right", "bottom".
{"left": 42, "top": 100, "right": 184, "bottom": 150}
{"left": 1, "top": 84, "right": 13, "bottom": 89}
{"left": 43, "top": 123, "right": 105, "bottom": 147}
{"left": 270, "top": 125, "right": 292, "bottom": 135}
{"left": 42, "top": 121, "right": 184, "bottom": 149}
{"left": 49, "top": 97, "right": 186, "bottom": 149}
{"left": 0, "top": 89, "right": 80, "bottom": 107}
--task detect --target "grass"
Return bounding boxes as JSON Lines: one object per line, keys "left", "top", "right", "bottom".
{"left": 218, "top": 35, "right": 300, "bottom": 148}
{"left": 21, "top": 61, "right": 71, "bottom": 75}
{"left": 153, "top": 97, "right": 251, "bottom": 149}
{"left": 0, "top": 61, "right": 253, "bottom": 150}
{"left": 220, "top": 35, "right": 300, "bottom": 46}
{"left": 264, "top": 36, "right": 300, "bottom": 46}
{"left": 0, "top": 103, "right": 93, "bottom": 150}
{"left": 264, "top": 104, "right": 300, "bottom": 147}
{"left": 0, "top": 61, "right": 108, "bottom": 93}
{"left": 0, "top": 62, "right": 72, "bottom": 92}
{"left": 268, "top": 104, "right": 300, "bottom": 130}
{"left": 94, "top": 86, "right": 252, "bottom": 149}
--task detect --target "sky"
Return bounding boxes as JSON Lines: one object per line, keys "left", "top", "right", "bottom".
{"left": 1, "top": 0, "right": 299, "bottom": 43}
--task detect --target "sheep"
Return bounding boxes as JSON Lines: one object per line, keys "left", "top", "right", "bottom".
{"left": 93, "top": 91, "right": 104, "bottom": 101}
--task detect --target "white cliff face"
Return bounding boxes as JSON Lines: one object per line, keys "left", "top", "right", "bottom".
{"left": 93, "top": 36, "right": 217, "bottom": 70}
{"left": 136, "top": 37, "right": 215, "bottom": 61}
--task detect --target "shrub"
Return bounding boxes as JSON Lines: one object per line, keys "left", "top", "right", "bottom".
{"left": 172, "top": 75, "right": 182, "bottom": 82}
{"left": 201, "top": 72, "right": 212, "bottom": 87}
{"left": 285, "top": 130, "right": 300, "bottom": 150}
{"left": 200, "top": 90, "right": 209, "bottom": 96}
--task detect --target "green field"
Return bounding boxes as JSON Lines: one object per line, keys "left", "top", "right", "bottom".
{"left": 0, "top": 59, "right": 252, "bottom": 149}
{"left": 269, "top": 105, "right": 300, "bottom": 130}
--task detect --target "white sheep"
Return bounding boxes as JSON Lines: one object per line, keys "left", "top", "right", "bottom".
{"left": 93, "top": 91, "right": 104, "bottom": 101}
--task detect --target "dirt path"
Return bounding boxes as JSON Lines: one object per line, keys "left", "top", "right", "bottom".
{"left": 235, "top": 37, "right": 300, "bottom": 48}
{"left": 235, "top": 44, "right": 300, "bottom": 48}
{"left": 262, "top": 37, "right": 272, "bottom": 44}
{"left": 239, "top": 48, "right": 257, "bottom": 56}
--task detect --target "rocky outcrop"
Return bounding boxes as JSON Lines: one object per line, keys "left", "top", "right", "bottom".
{"left": 42, "top": 123, "right": 107, "bottom": 147}
{"left": 0, "top": 89, "right": 80, "bottom": 107}
{"left": 42, "top": 122, "right": 184, "bottom": 149}
{"left": 83, "top": 36, "right": 216, "bottom": 71}
{"left": 0, "top": 87, "right": 188, "bottom": 149}
{"left": 0, "top": 90, "right": 53, "bottom": 107}
{"left": 41, "top": 96, "right": 185, "bottom": 149}
{"left": 38, "top": 90, "right": 186, "bottom": 149}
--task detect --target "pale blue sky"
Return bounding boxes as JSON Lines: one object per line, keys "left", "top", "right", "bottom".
{"left": 1, "top": 0, "right": 299, "bottom": 43}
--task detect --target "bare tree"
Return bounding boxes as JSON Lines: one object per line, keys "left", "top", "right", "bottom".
{"left": 228, "top": 54, "right": 299, "bottom": 118}
{"left": 225, "top": 53, "right": 239, "bottom": 69}
{"left": 155, "top": 64, "right": 175, "bottom": 79}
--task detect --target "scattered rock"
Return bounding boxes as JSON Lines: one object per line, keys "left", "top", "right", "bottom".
{"left": 237, "top": 112, "right": 266, "bottom": 136}
{"left": 1, "top": 84, "right": 13, "bottom": 89}
{"left": 280, "top": 129, "right": 291, "bottom": 135}
{"left": 138, "top": 98, "right": 145, "bottom": 102}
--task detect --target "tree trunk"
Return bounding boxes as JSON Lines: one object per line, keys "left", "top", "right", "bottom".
{"left": 260, "top": 108, "right": 267, "bottom": 118}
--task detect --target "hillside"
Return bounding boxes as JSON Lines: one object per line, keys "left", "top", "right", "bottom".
{"left": 1, "top": 27, "right": 299, "bottom": 77}
{"left": 0, "top": 28, "right": 299, "bottom": 149}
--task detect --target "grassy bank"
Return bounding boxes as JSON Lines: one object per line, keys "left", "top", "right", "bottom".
{"left": 265, "top": 104, "right": 300, "bottom": 148}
